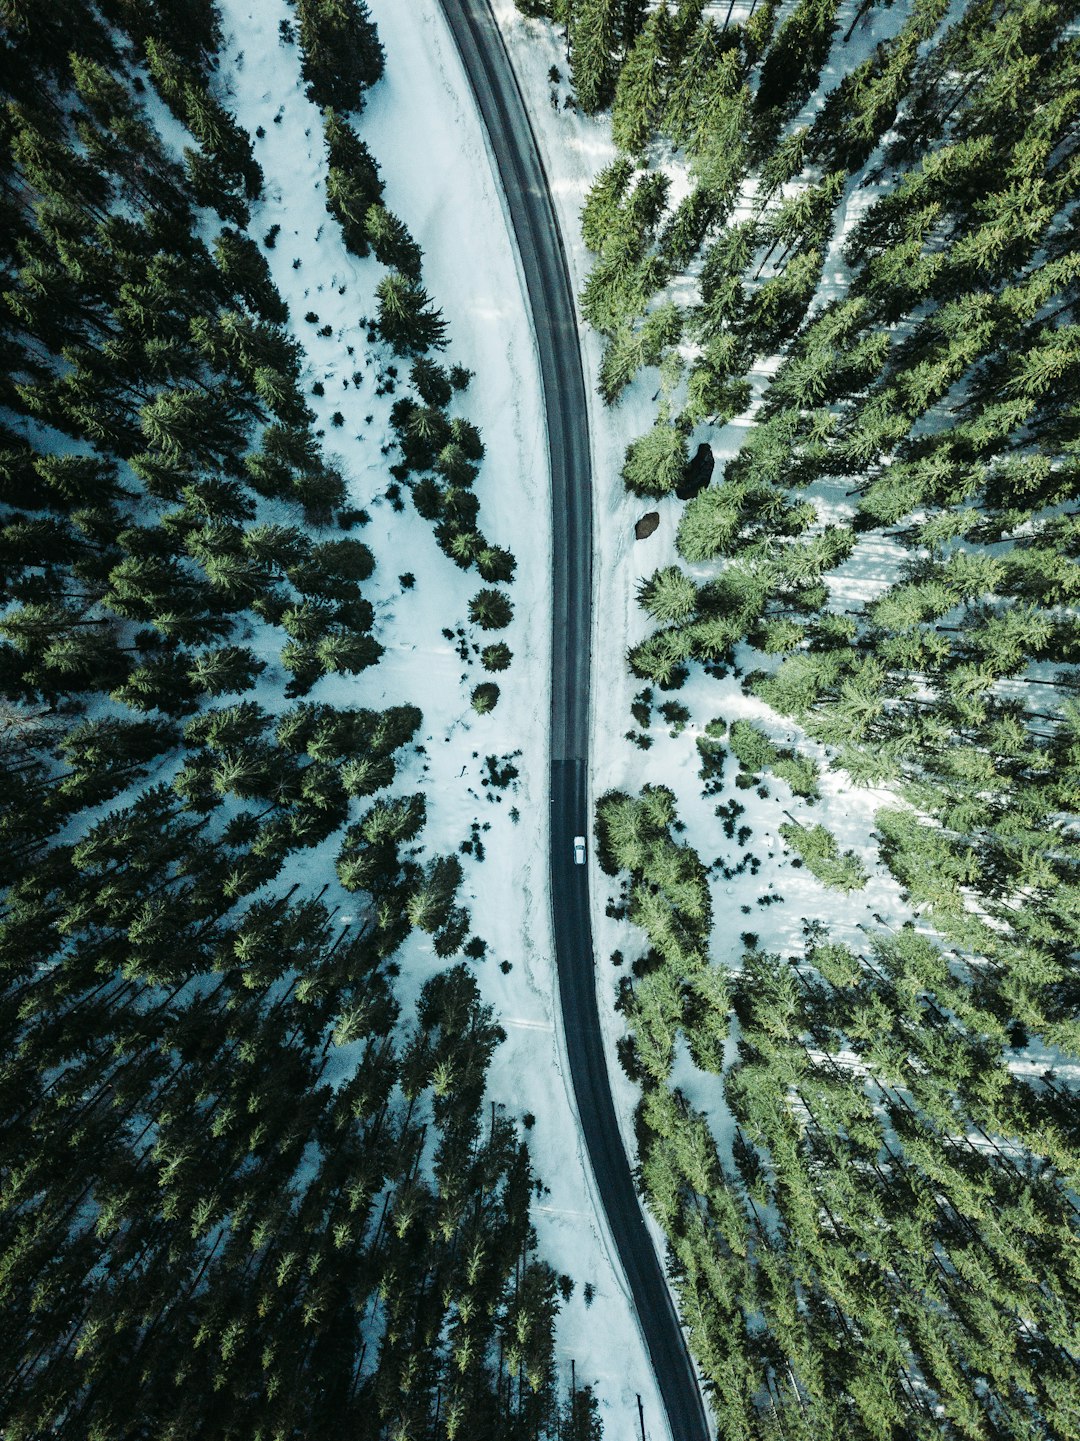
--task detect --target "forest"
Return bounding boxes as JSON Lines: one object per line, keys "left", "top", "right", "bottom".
{"left": 0, "top": 1, "right": 594, "bottom": 1437}
{"left": 518, "top": 0, "right": 1080, "bottom": 1437}
{"left": 5, "top": 0, "right": 1080, "bottom": 1433}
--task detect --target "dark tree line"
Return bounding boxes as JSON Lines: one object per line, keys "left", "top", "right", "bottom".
{"left": 301, "top": 14, "right": 518, "bottom": 596}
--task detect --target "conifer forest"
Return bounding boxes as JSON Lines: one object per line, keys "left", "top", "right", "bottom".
{"left": 2, "top": 0, "right": 1079, "bottom": 1438}
{"left": 540, "top": 0, "right": 1080, "bottom": 1436}
{"left": 0, "top": 2, "right": 583, "bottom": 1437}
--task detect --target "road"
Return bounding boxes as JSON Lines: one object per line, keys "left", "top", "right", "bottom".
{"left": 435, "top": 6, "right": 710, "bottom": 1440}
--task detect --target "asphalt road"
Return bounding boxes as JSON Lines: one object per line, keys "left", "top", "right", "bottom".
{"left": 436, "top": 6, "right": 710, "bottom": 1440}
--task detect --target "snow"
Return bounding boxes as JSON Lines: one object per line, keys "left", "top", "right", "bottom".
{"left": 208, "top": 0, "right": 1071, "bottom": 1432}
{"left": 479, "top": 3, "right": 1008, "bottom": 1424}
{"left": 213, "top": 0, "right": 667, "bottom": 1430}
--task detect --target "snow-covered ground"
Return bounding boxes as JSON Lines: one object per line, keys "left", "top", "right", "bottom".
{"left": 485, "top": 0, "right": 960, "bottom": 1379}
{"left": 215, "top": 2, "right": 1010, "bottom": 1431}
{"left": 488, "top": 0, "right": 1079, "bottom": 1220}
{"left": 215, "top": 0, "right": 666, "bottom": 1430}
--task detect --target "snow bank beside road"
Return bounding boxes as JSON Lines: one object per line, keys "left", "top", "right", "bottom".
{"left": 217, "top": 0, "right": 660, "bottom": 1429}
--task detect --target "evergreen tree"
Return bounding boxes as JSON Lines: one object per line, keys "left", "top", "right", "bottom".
{"left": 468, "top": 588, "right": 514, "bottom": 631}
{"left": 620, "top": 411, "right": 688, "bottom": 496}
{"left": 375, "top": 272, "right": 449, "bottom": 355}
{"left": 295, "top": 0, "right": 384, "bottom": 111}
{"left": 323, "top": 109, "right": 384, "bottom": 256}
{"left": 570, "top": 0, "right": 620, "bottom": 113}
{"left": 611, "top": 5, "right": 670, "bottom": 154}
{"left": 364, "top": 203, "right": 423, "bottom": 278}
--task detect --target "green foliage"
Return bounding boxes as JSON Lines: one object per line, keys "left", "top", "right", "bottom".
{"left": 375, "top": 270, "right": 448, "bottom": 354}
{"left": 621, "top": 412, "right": 688, "bottom": 496}
{"left": 295, "top": 0, "right": 384, "bottom": 110}
{"left": 365, "top": 201, "right": 423, "bottom": 278}
{"left": 481, "top": 641, "right": 513, "bottom": 672}
{"left": 521, "top": 0, "right": 1080, "bottom": 1432}
{"left": 322, "top": 109, "right": 383, "bottom": 255}
{"left": 610, "top": 6, "right": 668, "bottom": 154}
{"left": 579, "top": 169, "right": 671, "bottom": 335}
{"left": 0, "top": 10, "right": 576, "bottom": 1439}
{"left": 569, "top": 0, "right": 620, "bottom": 113}
{"left": 581, "top": 157, "right": 635, "bottom": 253}
{"left": 471, "top": 681, "right": 501, "bottom": 713}
{"left": 637, "top": 565, "right": 698, "bottom": 623}
{"left": 778, "top": 819, "right": 867, "bottom": 890}
{"left": 728, "top": 719, "right": 820, "bottom": 799}
{"left": 468, "top": 588, "right": 514, "bottom": 631}
{"left": 145, "top": 36, "right": 262, "bottom": 208}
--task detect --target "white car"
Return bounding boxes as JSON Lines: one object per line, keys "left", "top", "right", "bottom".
{"left": 573, "top": 835, "right": 586, "bottom": 865}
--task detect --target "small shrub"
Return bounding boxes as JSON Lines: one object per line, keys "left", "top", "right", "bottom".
{"left": 468, "top": 588, "right": 513, "bottom": 631}
{"left": 337, "top": 507, "right": 369, "bottom": 529}
{"left": 715, "top": 798, "right": 745, "bottom": 839}
{"left": 631, "top": 687, "right": 652, "bottom": 727}
{"left": 484, "top": 752, "right": 520, "bottom": 788}
{"left": 697, "top": 718, "right": 726, "bottom": 792}
{"left": 471, "top": 682, "right": 500, "bottom": 714}
{"left": 660, "top": 699, "right": 690, "bottom": 735}
{"left": 481, "top": 641, "right": 512, "bottom": 672}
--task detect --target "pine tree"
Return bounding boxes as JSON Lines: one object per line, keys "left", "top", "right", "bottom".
{"left": 364, "top": 203, "right": 423, "bottom": 278}
{"left": 620, "top": 411, "right": 688, "bottom": 496}
{"left": 637, "top": 565, "right": 698, "bottom": 623}
{"left": 611, "top": 5, "right": 670, "bottom": 154}
{"left": 323, "top": 110, "right": 384, "bottom": 256}
{"left": 295, "top": 0, "right": 385, "bottom": 111}
{"left": 468, "top": 588, "right": 514, "bottom": 631}
{"left": 570, "top": 0, "right": 620, "bottom": 113}
{"left": 581, "top": 156, "right": 635, "bottom": 252}
{"left": 375, "top": 272, "right": 449, "bottom": 355}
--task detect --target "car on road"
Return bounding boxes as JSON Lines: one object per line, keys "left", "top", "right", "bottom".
{"left": 573, "top": 835, "right": 586, "bottom": 865}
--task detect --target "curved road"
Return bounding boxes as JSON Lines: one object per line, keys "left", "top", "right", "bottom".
{"left": 436, "top": 6, "right": 709, "bottom": 1440}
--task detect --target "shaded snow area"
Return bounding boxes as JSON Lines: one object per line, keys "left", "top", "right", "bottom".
{"left": 215, "top": 0, "right": 663, "bottom": 1430}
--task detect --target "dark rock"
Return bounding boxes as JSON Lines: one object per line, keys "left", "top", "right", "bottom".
{"left": 676, "top": 442, "right": 715, "bottom": 501}
{"left": 635, "top": 511, "right": 660, "bottom": 541}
